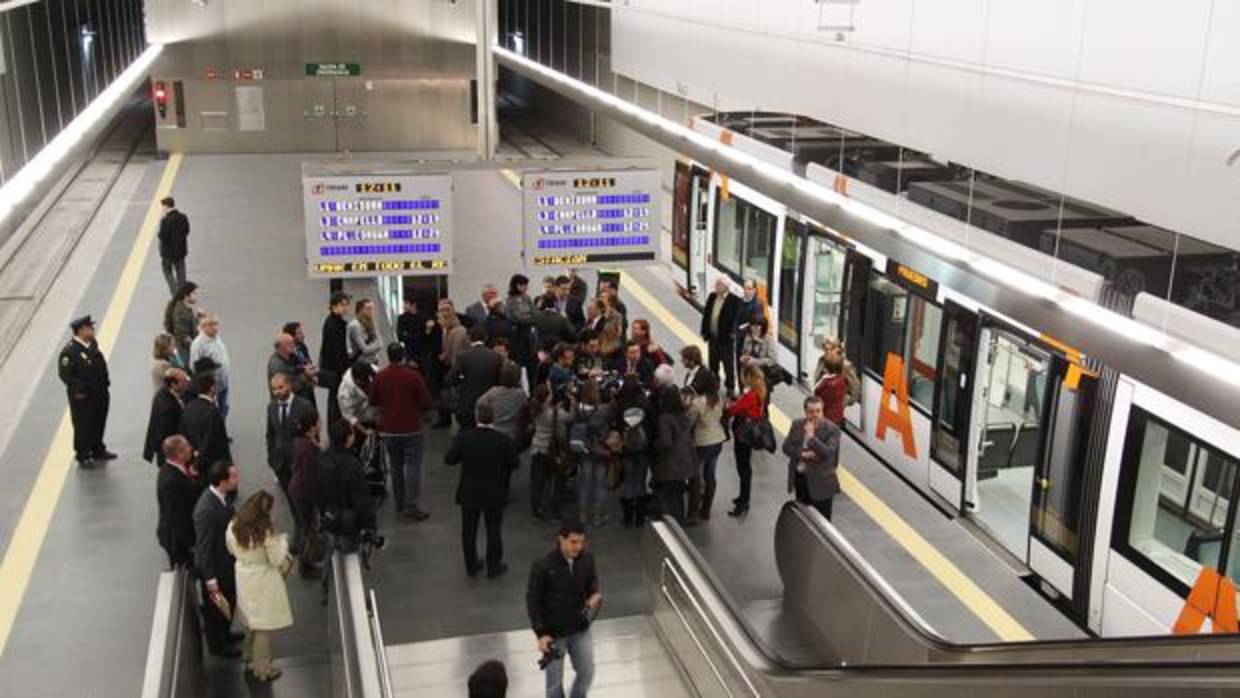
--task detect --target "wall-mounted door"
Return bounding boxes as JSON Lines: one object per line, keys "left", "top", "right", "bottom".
{"left": 799, "top": 230, "right": 849, "bottom": 384}
{"left": 685, "top": 165, "right": 711, "bottom": 307}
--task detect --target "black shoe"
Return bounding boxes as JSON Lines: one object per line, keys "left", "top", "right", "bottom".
{"left": 532, "top": 508, "right": 545, "bottom": 520}
{"left": 77, "top": 457, "right": 96, "bottom": 469}
{"left": 227, "top": 631, "right": 245, "bottom": 643}
{"left": 94, "top": 449, "right": 118, "bottom": 461}
{"left": 727, "top": 504, "right": 749, "bottom": 518}
{"left": 432, "top": 419, "right": 451, "bottom": 430}
{"left": 486, "top": 563, "right": 509, "bottom": 579}
{"left": 466, "top": 560, "right": 483, "bottom": 577}
{"left": 210, "top": 647, "right": 242, "bottom": 659}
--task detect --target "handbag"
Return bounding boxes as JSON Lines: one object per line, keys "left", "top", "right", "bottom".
{"left": 736, "top": 415, "right": 777, "bottom": 453}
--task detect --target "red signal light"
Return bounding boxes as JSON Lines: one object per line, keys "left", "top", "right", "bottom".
{"left": 153, "top": 81, "right": 168, "bottom": 118}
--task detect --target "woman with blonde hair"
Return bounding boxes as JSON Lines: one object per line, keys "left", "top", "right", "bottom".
{"left": 724, "top": 366, "right": 768, "bottom": 517}
{"left": 226, "top": 490, "right": 293, "bottom": 682}
{"left": 150, "top": 333, "right": 187, "bottom": 393}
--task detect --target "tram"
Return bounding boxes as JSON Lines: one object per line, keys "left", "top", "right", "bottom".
{"left": 671, "top": 112, "right": 1240, "bottom": 638}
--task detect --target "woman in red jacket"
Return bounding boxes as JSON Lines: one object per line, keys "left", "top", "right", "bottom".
{"left": 725, "top": 367, "right": 767, "bottom": 517}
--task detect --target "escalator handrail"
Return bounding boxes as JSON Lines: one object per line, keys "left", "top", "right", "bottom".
{"left": 648, "top": 509, "right": 1240, "bottom": 687}
{"left": 332, "top": 552, "right": 384, "bottom": 697}
{"left": 778, "top": 501, "right": 1240, "bottom": 660}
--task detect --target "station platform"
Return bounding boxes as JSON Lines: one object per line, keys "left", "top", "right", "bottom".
{"left": 0, "top": 121, "right": 1081, "bottom": 698}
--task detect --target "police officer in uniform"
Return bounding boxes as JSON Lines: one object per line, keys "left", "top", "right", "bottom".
{"left": 58, "top": 315, "right": 115, "bottom": 468}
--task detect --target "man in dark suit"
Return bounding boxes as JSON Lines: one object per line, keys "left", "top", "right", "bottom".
{"left": 679, "top": 345, "right": 715, "bottom": 395}
{"left": 156, "top": 435, "right": 202, "bottom": 568}
{"left": 157, "top": 196, "right": 190, "bottom": 296}
{"left": 144, "top": 368, "right": 189, "bottom": 466}
{"left": 782, "top": 396, "right": 841, "bottom": 521}
{"left": 701, "top": 278, "right": 742, "bottom": 395}
{"left": 449, "top": 325, "right": 502, "bottom": 429}
{"left": 319, "top": 291, "right": 352, "bottom": 423}
{"left": 446, "top": 401, "right": 518, "bottom": 578}
{"left": 611, "top": 340, "right": 655, "bottom": 387}
{"left": 180, "top": 373, "right": 231, "bottom": 468}
{"left": 532, "top": 304, "right": 576, "bottom": 349}
{"left": 266, "top": 372, "right": 316, "bottom": 497}
{"left": 58, "top": 315, "right": 115, "bottom": 468}
{"left": 193, "top": 459, "right": 241, "bottom": 657}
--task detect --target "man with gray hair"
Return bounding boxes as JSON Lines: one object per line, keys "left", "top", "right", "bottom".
{"left": 466, "top": 283, "right": 500, "bottom": 327}
{"left": 268, "top": 331, "right": 315, "bottom": 403}
{"left": 144, "top": 368, "right": 190, "bottom": 466}
{"left": 191, "top": 313, "right": 231, "bottom": 418}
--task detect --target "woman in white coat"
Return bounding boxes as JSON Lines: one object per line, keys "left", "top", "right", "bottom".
{"left": 226, "top": 490, "right": 293, "bottom": 682}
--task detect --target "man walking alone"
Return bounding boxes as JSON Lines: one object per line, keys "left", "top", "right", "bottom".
{"left": 157, "top": 196, "right": 190, "bottom": 296}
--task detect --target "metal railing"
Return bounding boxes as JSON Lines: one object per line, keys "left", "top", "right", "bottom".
{"left": 328, "top": 551, "right": 390, "bottom": 698}
{"left": 139, "top": 567, "right": 206, "bottom": 698}
{"left": 642, "top": 508, "right": 1240, "bottom": 697}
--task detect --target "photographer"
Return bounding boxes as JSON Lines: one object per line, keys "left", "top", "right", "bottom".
{"left": 317, "top": 419, "right": 381, "bottom": 602}
{"left": 526, "top": 521, "right": 601, "bottom": 698}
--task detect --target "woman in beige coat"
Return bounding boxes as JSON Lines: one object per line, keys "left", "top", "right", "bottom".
{"left": 226, "top": 490, "right": 293, "bottom": 682}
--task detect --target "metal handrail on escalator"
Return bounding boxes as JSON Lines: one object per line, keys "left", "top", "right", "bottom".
{"left": 329, "top": 551, "right": 389, "bottom": 698}
{"left": 139, "top": 566, "right": 206, "bottom": 698}
{"left": 642, "top": 509, "right": 1240, "bottom": 698}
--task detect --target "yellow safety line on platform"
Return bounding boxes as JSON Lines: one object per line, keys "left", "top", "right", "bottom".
{"left": 617, "top": 269, "right": 1034, "bottom": 642}
{"left": 0, "top": 153, "right": 185, "bottom": 657}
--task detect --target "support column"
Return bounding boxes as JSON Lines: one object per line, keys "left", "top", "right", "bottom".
{"left": 475, "top": 0, "right": 498, "bottom": 160}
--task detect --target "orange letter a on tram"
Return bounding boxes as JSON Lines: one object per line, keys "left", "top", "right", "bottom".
{"left": 1173, "top": 568, "right": 1239, "bottom": 634}
{"left": 875, "top": 353, "right": 917, "bottom": 459}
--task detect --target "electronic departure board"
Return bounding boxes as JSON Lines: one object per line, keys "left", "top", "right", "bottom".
{"left": 521, "top": 167, "right": 661, "bottom": 268}
{"left": 302, "top": 168, "right": 453, "bottom": 278}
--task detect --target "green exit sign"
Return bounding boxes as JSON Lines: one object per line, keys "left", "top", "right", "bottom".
{"left": 306, "top": 62, "right": 362, "bottom": 77}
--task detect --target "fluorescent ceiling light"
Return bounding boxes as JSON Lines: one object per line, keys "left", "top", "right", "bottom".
{"left": 0, "top": 44, "right": 163, "bottom": 226}
{"left": 494, "top": 45, "right": 1239, "bottom": 379}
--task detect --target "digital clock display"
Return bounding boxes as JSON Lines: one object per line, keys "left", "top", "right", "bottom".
{"left": 303, "top": 170, "right": 453, "bottom": 279}
{"left": 355, "top": 182, "right": 402, "bottom": 193}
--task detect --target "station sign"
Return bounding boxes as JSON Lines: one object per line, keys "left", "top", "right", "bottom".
{"left": 302, "top": 166, "right": 453, "bottom": 279}
{"left": 521, "top": 166, "right": 661, "bottom": 268}
{"left": 306, "top": 62, "right": 362, "bottom": 77}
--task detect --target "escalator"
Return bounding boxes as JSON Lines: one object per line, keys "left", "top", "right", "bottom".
{"left": 642, "top": 502, "right": 1240, "bottom": 697}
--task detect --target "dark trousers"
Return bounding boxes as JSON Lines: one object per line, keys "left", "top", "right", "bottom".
{"left": 456, "top": 410, "right": 477, "bottom": 430}
{"left": 461, "top": 505, "right": 504, "bottom": 574}
{"left": 161, "top": 256, "right": 186, "bottom": 296}
{"left": 68, "top": 390, "right": 108, "bottom": 461}
{"left": 530, "top": 452, "right": 565, "bottom": 516}
{"left": 707, "top": 336, "right": 736, "bottom": 394}
{"left": 199, "top": 575, "right": 236, "bottom": 652}
{"left": 655, "top": 480, "right": 686, "bottom": 524}
{"left": 734, "top": 443, "right": 753, "bottom": 506}
{"left": 794, "top": 473, "right": 834, "bottom": 521}
{"left": 326, "top": 385, "right": 342, "bottom": 425}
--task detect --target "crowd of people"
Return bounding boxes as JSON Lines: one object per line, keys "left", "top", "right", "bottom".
{"left": 57, "top": 201, "right": 858, "bottom": 695}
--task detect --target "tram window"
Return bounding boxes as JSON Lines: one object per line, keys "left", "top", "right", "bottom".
{"left": 742, "top": 206, "right": 775, "bottom": 291}
{"left": 1117, "top": 408, "right": 1237, "bottom": 591}
{"left": 864, "top": 274, "right": 941, "bottom": 412}
{"left": 715, "top": 194, "right": 742, "bottom": 277}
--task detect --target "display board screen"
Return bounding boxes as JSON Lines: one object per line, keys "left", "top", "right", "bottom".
{"left": 302, "top": 173, "right": 453, "bottom": 278}
{"left": 521, "top": 167, "right": 661, "bottom": 268}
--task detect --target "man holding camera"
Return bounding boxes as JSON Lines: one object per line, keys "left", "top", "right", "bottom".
{"left": 526, "top": 521, "right": 602, "bottom": 698}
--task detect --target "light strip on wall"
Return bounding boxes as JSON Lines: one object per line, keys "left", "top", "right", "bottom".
{"left": 0, "top": 44, "right": 163, "bottom": 225}
{"left": 496, "top": 45, "right": 1240, "bottom": 368}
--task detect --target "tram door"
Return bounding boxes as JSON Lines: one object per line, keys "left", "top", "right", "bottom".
{"left": 685, "top": 165, "right": 712, "bottom": 307}
{"left": 928, "top": 301, "right": 979, "bottom": 508}
{"left": 840, "top": 250, "right": 872, "bottom": 430}
{"left": 965, "top": 323, "right": 1056, "bottom": 563}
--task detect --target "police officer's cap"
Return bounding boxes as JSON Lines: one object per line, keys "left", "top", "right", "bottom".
{"left": 69, "top": 315, "right": 95, "bottom": 333}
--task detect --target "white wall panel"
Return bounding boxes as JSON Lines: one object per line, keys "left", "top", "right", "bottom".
{"left": 836, "top": 48, "right": 910, "bottom": 148}
{"left": 1077, "top": 0, "right": 1213, "bottom": 99}
{"left": 984, "top": 0, "right": 1086, "bottom": 79}
{"left": 1200, "top": 1, "right": 1240, "bottom": 108}
{"left": 909, "top": 0, "right": 988, "bottom": 64}
{"left": 1064, "top": 93, "right": 1195, "bottom": 229}
{"left": 903, "top": 61, "right": 984, "bottom": 163}
{"left": 968, "top": 76, "right": 1074, "bottom": 188}
{"left": 1182, "top": 111, "right": 1240, "bottom": 247}
{"left": 847, "top": 0, "right": 916, "bottom": 52}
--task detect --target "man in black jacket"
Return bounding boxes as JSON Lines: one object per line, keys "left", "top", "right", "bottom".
{"left": 58, "top": 315, "right": 114, "bottom": 468}
{"left": 447, "top": 402, "right": 518, "bottom": 578}
{"left": 319, "top": 291, "right": 352, "bottom": 423}
{"left": 526, "top": 521, "right": 601, "bottom": 698}
{"left": 158, "top": 196, "right": 190, "bottom": 296}
{"left": 156, "top": 435, "right": 202, "bottom": 568}
{"left": 266, "top": 373, "right": 316, "bottom": 497}
{"left": 193, "top": 459, "right": 241, "bottom": 657}
{"left": 144, "top": 368, "right": 189, "bottom": 466}
{"left": 449, "top": 325, "right": 502, "bottom": 429}
{"left": 700, "top": 278, "right": 741, "bottom": 395}
{"left": 180, "top": 373, "right": 231, "bottom": 468}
